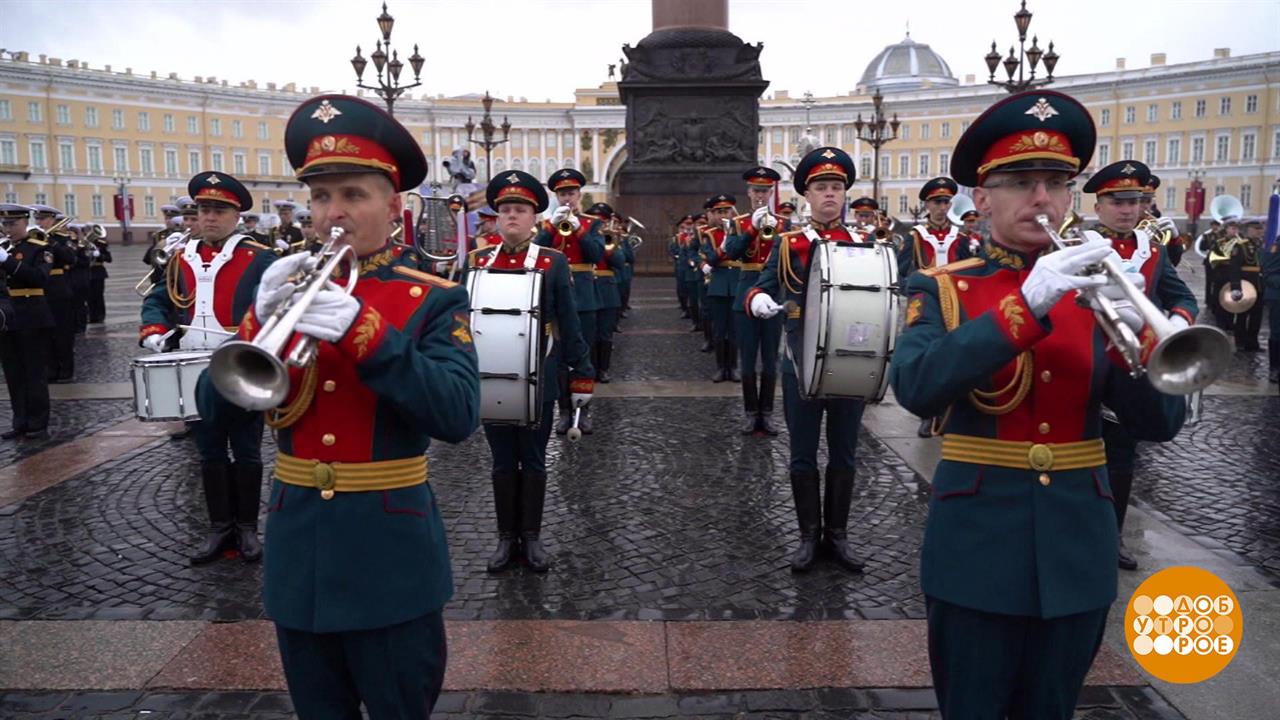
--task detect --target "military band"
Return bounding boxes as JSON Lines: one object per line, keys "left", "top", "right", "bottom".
{"left": 588, "top": 202, "right": 627, "bottom": 384}
{"left": 30, "top": 206, "right": 78, "bottom": 383}
{"left": 701, "top": 193, "right": 741, "bottom": 383}
{"left": 0, "top": 204, "right": 54, "bottom": 440}
{"left": 86, "top": 224, "right": 111, "bottom": 324}
{"left": 270, "top": 200, "right": 305, "bottom": 254}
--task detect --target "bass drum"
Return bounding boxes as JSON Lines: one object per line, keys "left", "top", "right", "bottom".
{"left": 799, "top": 240, "right": 899, "bottom": 401}
{"left": 465, "top": 266, "right": 547, "bottom": 426}
{"left": 131, "top": 350, "right": 212, "bottom": 421}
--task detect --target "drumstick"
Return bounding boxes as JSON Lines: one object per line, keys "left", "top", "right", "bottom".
{"left": 782, "top": 300, "right": 799, "bottom": 315}
{"left": 566, "top": 407, "right": 583, "bottom": 442}
{"left": 178, "top": 325, "right": 235, "bottom": 336}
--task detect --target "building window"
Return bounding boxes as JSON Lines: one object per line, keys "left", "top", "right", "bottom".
{"left": 879, "top": 155, "right": 889, "bottom": 178}
{"left": 0, "top": 139, "right": 14, "bottom": 165}
{"left": 1245, "top": 94, "right": 1258, "bottom": 114}
{"left": 1097, "top": 143, "right": 1110, "bottom": 167}
{"left": 1219, "top": 97, "right": 1231, "bottom": 116}
{"left": 258, "top": 121, "right": 269, "bottom": 140}
{"left": 918, "top": 153, "right": 930, "bottom": 176}
{"left": 939, "top": 152, "right": 950, "bottom": 174}
{"left": 112, "top": 109, "right": 124, "bottom": 129}
{"left": 789, "top": 127, "right": 799, "bottom": 144}
{"left": 920, "top": 123, "right": 930, "bottom": 140}
{"left": 85, "top": 106, "right": 98, "bottom": 128}
{"left": 1194, "top": 99, "right": 1206, "bottom": 118}
{"left": 898, "top": 195, "right": 908, "bottom": 213}
{"left": 233, "top": 152, "right": 246, "bottom": 175}
{"left": 1144, "top": 140, "right": 1156, "bottom": 165}
{"left": 1121, "top": 141, "right": 1134, "bottom": 160}
{"left": 59, "top": 142, "right": 75, "bottom": 170}
{"left": 138, "top": 112, "right": 150, "bottom": 131}
{"left": 860, "top": 156, "right": 871, "bottom": 177}
{"left": 28, "top": 102, "right": 42, "bottom": 122}
{"left": 898, "top": 154, "right": 909, "bottom": 177}
{"left": 29, "top": 140, "right": 46, "bottom": 170}
{"left": 1241, "top": 184, "right": 1252, "bottom": 209}
{"left": 1191, "top": 137, "right": 1205, "bottom": 163}
{"left": 771, "top": 128, "right": 783, "bottom": 144}
{"left": 64, "top": 193, "right": 77, "bottom": 216}
{"left": 1213, "top": 184, "right": 1224, "bottom": 197}
{"left": 144, "top": 195, "right": 156, "bottom": 217}
{"left": 188, "top": 116, "right": 199, "bottom": 134}
{"left": 825, "top": 126, "right": 836, "bottom": 144}
{"left": 211, "top": 151, "right": 223, "bottom": 171}
{"left": 1214, "top": 135, "right": 1229, "bottom": 162}
{"left": 960, "top": 121, "right": 970, "bottom": 132}
{"left": 164, "top": 114, "right": 175, "bottom": 133}
{"left": 1099, "top": 108, "right": 1111, "bottom": 126}
{"left": 113, "top": 146, "right": 128, "bottom": 172}
{"left": 140, "top": 147, "right": 154, "bottom": 174}
{"left": 189, "top": 150, "right": 201, "bottom": 173}
{"left": 1072, "top": 191, "right": 1082, "bottom": 213}
{"left": 91, "top": 194, "right": 104, "bottom": 217}
{"left": 210, "top": 119, "right": 221, "bottom": 137}
{"left": 232, "top": 120, "right": 243, "bottom": 139}
{"left": 1242, "top": 133, "right": 1256, "bottom": 161}
{"left": 940, "top": 122, "right": 951, "bottom": 139}
{"left": 3, "top": 192, "right": 15, "bottom": 204}
{"left": 1274, "top": 129, "right": 1280, "bottom": 159}
{"left": 1167, "top": 138, "right": 1180, "bottom": 165}
{"left": 56, "top": 104, "right": 70, "bottom": 125}
{"left": 165, "top": 149, "right": 178, "bottom": 175}
{"left": 879, "top": 195, "right": 889, "bottom": 210}
{"left": 1170, "top": 101, "right": 1182, "bottom": 120}
{"left": 1124, "top": 106, "right": 1135, "bottom": 124}
{"left": 258, "top": 154, "right": 271, "bottom": 176}
{"left": 1146, "top": 104, "right": 1157, "bottom": 122}
{"left": 900, "top": 124, "right": 910, "bottom": 140}
{"left": 0, "top": 100, "right": 10, "bottom": 120}
{"left": 34, "top": 192, "right": 47, "bottom": 206}
{"left": 1165, "top": 187, "right": 1176, "bottom": 210}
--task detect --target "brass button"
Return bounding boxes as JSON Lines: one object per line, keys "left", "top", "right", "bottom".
{"left": 321, "top": 433, "right": 336, "bottom": 446}
{"left": 1040, "top": 370, "right": 1052, "bottom": 383}
{"left": 956, "top": 280, "right": 969, "bottom": 291}
{"left": 320, "top": 489, "right": 335, "bottom": 500}
{"left": 1039, "top": 473, "right": 1051, "bottom": 487}
{"left": 1027, "top": 443, "right": 1054, "bottom": 471}
{"left": 1038, "top": 422, "right": 1050, "bottom": 435}
{"left": 323, "top": 380, "right": 337, "bottom": 393}
{"left": 410, "top": 286, "right": 423, "bottom": 298}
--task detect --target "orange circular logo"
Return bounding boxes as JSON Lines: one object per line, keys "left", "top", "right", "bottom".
{"left": 1124, "top": 566, "right": 1242, "bottom": 683}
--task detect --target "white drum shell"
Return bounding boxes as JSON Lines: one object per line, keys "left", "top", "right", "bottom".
{"left": 799, "top": 241, "right": 899, "bottom": 401}
{"left": 131, "top": 350, "right": 212, "bottom": 421}
{"left": 466, "top": 267, "right": 546, "bottom": 426}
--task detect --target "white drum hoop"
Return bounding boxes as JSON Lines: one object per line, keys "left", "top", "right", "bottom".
{"left": 130, "top": 350, "right": 212, "bottom": 422}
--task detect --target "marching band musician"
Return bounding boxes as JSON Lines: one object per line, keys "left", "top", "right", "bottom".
{"left": 536, "top": 168, "right": 604, "bottom": 435}
{"left": 473, "top": 170, "right": 594, "bottom": 573}
{"left": 1227, "top": 218, "right": 1265, "bottom": 351}
{"left": 670, "top": 214, "right": 693, "bottom": 319}
{"left": 1206, "top": 218, "right": 1241, "bottom": 329}
{"left": 87, "top": 224, "right": 111, "bottom": 324}
{"left": 899, "top": 177, "right": 974, "bottom": 280}
{"left": 475, "top": 205, "right": 499, "bottom": 247}
{"left": 140, "top": 172, "right": 277, "bottom": 565}
{"left": 178, "top": 196, "right": 199, "bottom": 233}
{"left": 296, "top": 209, "right": 320, "bottom": 252}
{"left": 1263, "top": 213, "right": 1280, "bottom": 384}
{"left": 1140, "top": 174, "right": 1185, "bottom": 266}
{"left": 778, "top": 201, "right": 797, "bottom": 221}
{"left": 241, "top": 94, "right": 477, "bottom": 718}
{"left": 725, "top": 166, "right": 788, "bottom": 434}
{"left": 701, "top": 193, "right": 741, "bottom": 383}
{"left": 0, "top": 204, "right": 54, "bottom": 440}
{"left": 744, "top": 146, "right": 870, "bottom": 574}
{"left": 958, "top": 206, "right": 983, "bottom": 257}
{"left": 242, "top": 212, "right": 270, "bottom": 245}
{"left": 271, "top": 200, "right": 305, "bottom": 253}
{"left": 683, "top": 213, "right": 708, "bottom": 344}
{"left": 67, "top": 221, "right": 92, "bottom": 334}
{"left": 148, "top": 204, "right": 182, "bottom": 261}
{"left": 1083, "top": 159, "right": 1198, "bottom": 572}
{"left": 890, "top": 90, "right": 1186, "bottom": 717}
{"left": 618, "top": 216, "right": 637, "bottom": 321}
{"left": 586, "top": 202, "right": 627, "bottom": 384}
{"left": 30, "top": 206, "right": 78, "bottom": 383}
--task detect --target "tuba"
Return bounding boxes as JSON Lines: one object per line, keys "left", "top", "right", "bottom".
{"left": 1035, "top": 214, "right": 1230, "bottom": 394}
{"left": 946, "top": 194, "right": 976, "bottom": 226}
{"left": 208, "top": 227, "right": 358, "bottom": 411}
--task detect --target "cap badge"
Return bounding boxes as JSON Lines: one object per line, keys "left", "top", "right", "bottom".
{"left": 820, "top": 149, "right": 836, "bottom": 159}
{"left": 1025, "top": 97, "right": 1059, "bottom": 122}
{"left": 311, "top": 99, "right": 342, "bottom": 124}
{"left": 206, "top": 174, "right": 221, "bottom": 185}
{"left": 1121, "top": 163, "right": 1137, "bottom": 175}
{"left": 506, "top": 173, "right": 521, "bottom": 183}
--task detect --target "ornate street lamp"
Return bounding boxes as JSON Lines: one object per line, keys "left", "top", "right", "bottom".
{"left": 465, "top": 91, "right": 512, "bottom": 182}
{"left": 795, "top": 91, "right": 821, "bottom": 161}
{"left": 349, "top": 3, "right": 425, "bottom": 116}
{"left": 984, "top": 1, "right": 1059, "bottom": 93}
{"left": 853, "top": 88, "right": 900, "bottom": 204}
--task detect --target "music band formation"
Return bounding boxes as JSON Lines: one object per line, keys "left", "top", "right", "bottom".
{"left": 0, "top": 86, "right": 1275, "bottom": 718}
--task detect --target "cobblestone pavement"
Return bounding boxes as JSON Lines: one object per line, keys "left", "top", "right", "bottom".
{"left": 0, "top": 686, "right": 1188, "bottom": 719}
{"left": 0, "top": 399, "right": 132, "bottom": 465}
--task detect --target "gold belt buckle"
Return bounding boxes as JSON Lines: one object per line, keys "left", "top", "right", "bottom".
{"left": 312, "top": 462, "right": 337, "bottom": 500}
{"left": 1027, "top": 443, "right": 1054, "bottom": 471}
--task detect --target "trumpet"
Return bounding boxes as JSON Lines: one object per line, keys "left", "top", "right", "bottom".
{"left": 1035, "top": 214, "right": 1230, "bottom": 394}
{"left": 134, "top": 231, "right": 190, "bottom": 297}
{"left": 1135, "top": 212, "right": 1174, "bottom": 246}
{"left": 208, "top": 226, "right": 357, "bottom": 411}
{"left": 557, "top": 215, "right": 576, "bottom": 237}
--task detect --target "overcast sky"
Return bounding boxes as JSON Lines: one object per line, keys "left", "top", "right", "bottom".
{"left": 3, "top": 0, "right": 1277, "bottom": 102}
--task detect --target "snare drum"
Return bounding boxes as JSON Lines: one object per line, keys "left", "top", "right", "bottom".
{"left": 466, "top": 266, "right": 547, "bottom": 426}
{"left": 131, "top": 350, "right": 212, "bottom": 421}
{"left": 799, "top": 240, "right": 899, "bottom": 401}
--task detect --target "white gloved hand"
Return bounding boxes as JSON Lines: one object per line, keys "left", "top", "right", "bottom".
{"left": 0, "top": 246, "right": 9, "bottom": 264}
{"left": 295, "top": 288, "right": 360, "bottom": 343}
{"left": 1156, "top": 216, "right": 1178, "bottom": 237}
{"left": 1107, "top": 300, "right": 1145, "bottom": 334}
{"left": 752, "top": 205, "right": 777, "bottom": 230}
{"left": 255, "top": 252, "right": 316, "bottom": 319}
{"left": 163, "top": 232, "right": 186, "bottom": 253}
{"left": 91, "top": 249, "right": 101, "bottom": 259}
{"left": 1020, "top": 234, "right": 1113, "bottom": 317}
{"left": 1168, "top": 313, "right": 1191, "bottom": 332}
{"left": 1097, "top": 254, "right": 1147, "bottom": 303}
{"left": 550, "top": 205, "right": 580, "bottom": 231}
{"left": 142, "top": 334, "right": 167, "bottom": 353}
{"left": 721, "top": 218, "right": 732, "bottom": 233}
{"left": 750, "top": 293, "right": 783, "bottom": 319}
{"left": 433, "top": 260, "right": 452, "bottom": 276}
{"left": 700, "top": 263, "right": 712, "bottom": 276}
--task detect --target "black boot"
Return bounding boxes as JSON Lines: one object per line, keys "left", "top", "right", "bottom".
{"left": 190, "top": 462, "right": 236, "bottom": 566}
{"left": 711, "top": 341, "right": 728, "bottom": 382}
{"left": 520, "top": 471, "right": 551, "bottom": 573}
{"left": 554, "top": 369, "right": 573, "bottom": 435}
{"left": 823, "top": 467, "right": 865, "bottom": 572}
{"left": 728, "top": 341, "right": 741, "bottom": 382}
{"left": 597, "top": 341, "right": 613, "bottom": 384}
{"left": 1112, "top": 470, "right": 1138, "bottom": 571}
{"left": 740, "top": 373, "right": 759, "bottom": 434}
{"left": 789, "top": 471, "right": 822, "bottom": 572}
{"left": 234, "top": 462, "right": 264, "bottom": 562}
{"left": 487, "top": 469, "right": 521, "bottom": 572}
{"left": 579, "top": 404, "right": 593, "bottom": 435}
{"left": 701, "top": 317, "right": 714, "bottom": 352}
{"left": 758, "top": 374, "right": 779, "bottom": 435}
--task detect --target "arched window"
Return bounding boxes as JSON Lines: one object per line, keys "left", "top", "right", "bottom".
{"left": 528, "top": 158, "right": 540, "bottom": 177}
{"left": 493, "top": 158, "right": 506, "bottom": 173}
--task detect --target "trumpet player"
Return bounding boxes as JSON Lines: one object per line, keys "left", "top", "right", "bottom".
{"left": 537, "top": 168, "right": 604, "bottom": 434}
{"left": 1140, "top": 174, "right": 1185, "bottom": 266}
{"left": 1084, "top": 160, "right": 1198, "bottom": 572}
{"left": 587, "top": 203, "right": 627, "bottom": 384}
{"left": 271, "top": 200, "right": 304, "bottom": 253}
{"left": 87, "top": 225, "right": 111, "bottom": 324}
{"left": 890, "top": 90, "right": 1186, "bottom": 718}
{"left": 670, "top": 214, "right": 693, "bottom": 318}
{"left": 0, "top": 204, "right": 54, "bottom": 441}
{"left": 250, "top": 94, "right": 477, "bottom": 718}
{"left": 957, "top": 207, "right": 982, "bottom": 256}
{"left": 473, "top": 170, "right": 593, "bottom": 573}
{"left": 241, "top": 212, "right": 270, "bottom": 245}
{"left": 140, "top": 172, "right": 277, "bottom": 566}
{"left": 725, "top": 166, "right": 787, "bottom": 434}
{"left": 68, "top": 222, "right": 93, "bottom": 334}
{"left": 701, "top": 193, "right": 741, "bottom": 383}
{"left": 30, "top": 206, "right": 78, "bottom": 383}
{"left": 683, "top": 212, "right": 708, "bottom": 343}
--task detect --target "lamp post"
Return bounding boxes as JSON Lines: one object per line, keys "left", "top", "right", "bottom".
{"left": 794, "top": 91, "right": 821, "bottom": 161}
{"left": 349, "top": 3, "right": 425, "bottom": 117}
{"left": 853, "top": 87, "right": 900, "bottom": 205}
{"left": 464, "top": 91, "right": 511, "bottom": 182}
{"left": 983, "top": 1, "right": 1060, "bottom": 93}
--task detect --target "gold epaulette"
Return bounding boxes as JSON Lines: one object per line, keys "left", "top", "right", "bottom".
{"left": 579, "top": 213, "right": 601, "bottom": 222}
{"left": 920, "top": 257, "right": 984, "bottom": 278}
{"left": 393, "top": 265, "right": 457, "bottom": 288}
{"left": 467, "top": 245, "right": 490, "bottom": 260}
{"left": 779, "top": 228, "right": 805, "bottom": 240}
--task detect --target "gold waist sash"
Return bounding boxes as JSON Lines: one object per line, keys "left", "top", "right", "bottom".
{"left": 940, "top": 434, "right": 1105, "bottom": 471}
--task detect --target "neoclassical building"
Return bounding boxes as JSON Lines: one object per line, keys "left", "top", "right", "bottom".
{"left": 1, "top": 38, "right": 1277, "bottom": 244}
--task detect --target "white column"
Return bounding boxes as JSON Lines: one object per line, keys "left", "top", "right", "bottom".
{"left": 764, "top": 125, "right": 773, "bottom": 163}
{"left": 591, "top": 129, "right": 601, "bottom": 184}
{"left": 431, "top": 121, "right": 441, "bottom": 182}
{"left": 574, "top": 125, "right": 582, "bottom": 168}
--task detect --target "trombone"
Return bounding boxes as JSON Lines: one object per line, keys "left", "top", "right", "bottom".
{"left": 134, "top": 230, "right": 190, "bottom": 297}
{"left": 1035, "top": 214, "right": 1230, "bottom": 394}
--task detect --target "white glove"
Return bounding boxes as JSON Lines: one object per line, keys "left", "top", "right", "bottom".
{"left": 700, "top": 263, "right": 712, "bottom": 276}
{"left": 91, "top": 249, "right": 101, "bottom": 259}
{"left": 1097, "top": 254, "right": 1147, "bottom": 301}
{"left": 721, "top": 218, "right": 732, "bottom": 233}
{"left": 434, "top": 260, "right": 452, "bottom": 275}
{"left": 551, "top": 205, "right": 580, "bottom": 230}
{"left": 163, "top": 233, "right": 186, "bottom": 253}
{"left": 142, "top": 334, "right": 167, "bottom": 353}
{"left": 1020, "top": 235, "right": 1112, "bottom": 317}
{"left": 1168, "top": 313, "right": 1190, "bottom": 332}
{"left": 274, "top": 238, "right": 290, "bottom": 251}
{"left": 295, "top": 288, "right": 360, "bottom": 343}
{"left": 255, "top": 252, "right": 316, "bottom": 319}
{"left": 0, "top": 246, "right": 9, "bottom": 264}
{"left": 752, "top": 205, "right": 777, "bottom": 229}
{"left": 750, "top": 293, "right": 783, "bottom": 319}
{"left": 1156, "top": 216, "right": 1178, "bottom": 237}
